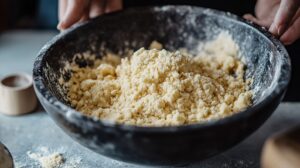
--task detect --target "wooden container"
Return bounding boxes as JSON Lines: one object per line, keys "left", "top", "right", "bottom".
{"left": 0, "top": 73, "right": 37, "bottom": 115}
{"left": 0, "top": 141, "right": 14, "bottom": 168}
{"left": 261, "top": 125, "right": 300, "bottom": 168}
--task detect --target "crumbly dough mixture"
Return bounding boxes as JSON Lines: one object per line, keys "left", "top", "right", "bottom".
{"left": 63, "top": 33, "right": 252, "bottom": 126}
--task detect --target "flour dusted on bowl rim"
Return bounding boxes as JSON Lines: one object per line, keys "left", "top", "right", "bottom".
{"left": 60, "top": 32, "right": 252, "bottom": 126}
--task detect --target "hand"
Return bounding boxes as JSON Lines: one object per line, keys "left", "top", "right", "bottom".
{"left": 57, "top": 0, "right": 123, "bottom": 31}
{"left": 244, "top": 0, "right": 300, "bottom": 45}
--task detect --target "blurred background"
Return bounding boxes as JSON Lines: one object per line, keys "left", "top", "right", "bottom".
{"left": 0, "top": 0, "right": 299, "bottom": 101}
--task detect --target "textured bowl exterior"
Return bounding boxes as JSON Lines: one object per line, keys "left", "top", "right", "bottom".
{"left": 33, "top": 6, "right": 291, "bottom": 165}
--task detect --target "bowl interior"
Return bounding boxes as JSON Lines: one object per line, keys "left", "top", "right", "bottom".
{"left": 38, "top": 6, "right": 289, "bottom": 121}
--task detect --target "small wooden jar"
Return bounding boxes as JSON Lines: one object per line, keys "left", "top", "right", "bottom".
{"left": 0, "top": 73, "right": 37, "bottom": 115}
{"left": 261, "top": 125, "right": 300, "bottom": 168}
{"left": 0, "top": 141, "right": 14, "bottom": 168}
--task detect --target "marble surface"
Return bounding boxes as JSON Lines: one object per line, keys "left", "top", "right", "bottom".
{"left": 0, "top": 31, "right": 299, "bottom": 168}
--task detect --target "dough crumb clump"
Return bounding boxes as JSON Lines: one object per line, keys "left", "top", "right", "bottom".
{"left": 64, "top": 33, "right": 252, "bottom": 126}
{"left": 27, "top": 151, "right": 64, "bottom": 168}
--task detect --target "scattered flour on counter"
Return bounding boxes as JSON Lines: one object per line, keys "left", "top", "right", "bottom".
{"left": 64, "top": 157, "right": 82, "bottom": 168}
{"left": 27, "top": 151, "right": 64, "bottom": 168}
{"left": 25, "top": 147, "right": 82, "bottom": 168}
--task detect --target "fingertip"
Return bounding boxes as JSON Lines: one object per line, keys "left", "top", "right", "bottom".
{"left": 269, "top": 24, "right": 276, "bottom": 33}
{"left": 57, "top": 21, "right": 66, "bottom": 31}
{"left": 269, "top": 24, "right": 281, "bottom": 37}
{"left": 60, "top": 0, "right": 88, "bottom": 29}
{"left": 280, "top": 33, "right": 294, "bottom": 45}
{"left": 282, "top": 40, "right": 293, "bottom": 45}
{"left": 105, "top": 0, "right": 123, "bottom": 13}
{"left": 243, "top": 14, "right": 254, "bottom": 20}
{"left": 57, "top": 23, "right": 62, "bottom": 31}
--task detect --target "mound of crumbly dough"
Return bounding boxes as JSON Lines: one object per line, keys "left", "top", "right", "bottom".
{"left": 64, "top": 33, "right": 252, "bottom": 126}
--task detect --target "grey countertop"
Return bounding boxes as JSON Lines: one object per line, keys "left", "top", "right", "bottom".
{"left": 0, "top": 30, "right": 57, "bottom": 77}
{"left": 0, "top": 30, "right": 299, "bottom": 168}
{"left": 0, "top": 103, "right": 299, "bottom": 168}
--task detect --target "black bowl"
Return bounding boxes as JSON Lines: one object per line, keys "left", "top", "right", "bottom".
{"left": 33, "top": 6, "right": 291, "bottom": 166}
